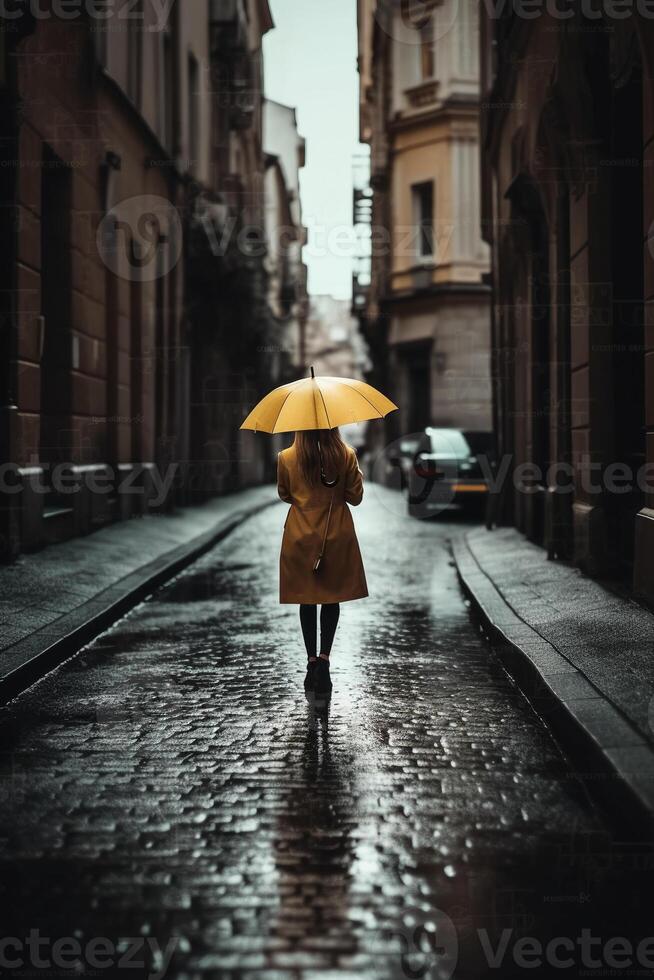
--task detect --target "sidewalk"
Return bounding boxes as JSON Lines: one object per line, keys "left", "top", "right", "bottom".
{"left": 454, "top": 526, "right": 654, "bottom": 834}
{"left": 0, "top": 485, "right": 279, "bottom": 702}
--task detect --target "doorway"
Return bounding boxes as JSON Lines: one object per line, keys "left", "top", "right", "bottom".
{"left": 405, "top": 346, "right": 431, "bottom": 433}
{"left": 609, "top": 60, "right": 645, "bottom": 578}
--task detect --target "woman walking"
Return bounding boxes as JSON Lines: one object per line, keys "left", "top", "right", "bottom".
{"left": 277, "top": 428, "right": 368, "bottom": 696}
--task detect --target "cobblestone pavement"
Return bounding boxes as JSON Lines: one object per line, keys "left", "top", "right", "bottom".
{"left": 0, "top": 486, "right": 651, "bottom": 980}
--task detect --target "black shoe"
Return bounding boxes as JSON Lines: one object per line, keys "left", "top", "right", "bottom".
{"left": 314, "top": 657, "right": 332, "bottom": 696}
{"left": 304, "top": 660, "right": 317, "bottom": 691}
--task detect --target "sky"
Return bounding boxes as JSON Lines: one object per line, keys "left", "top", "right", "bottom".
{"left": 263, "top": 0, "right": 367, "bottom": 300}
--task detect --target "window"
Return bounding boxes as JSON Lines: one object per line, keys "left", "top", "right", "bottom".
{"left": 188, "top": 53, "right": 200, "bottom": 173}
{"left": 420, "top": 19, "right": 434, "bottom": 79}
{"left": 412, "top": 181, "right": 434, "bottom": 258}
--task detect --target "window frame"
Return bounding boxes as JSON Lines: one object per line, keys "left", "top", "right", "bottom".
{"left": 411, "top": 180, "right": 435, "bottom": 260}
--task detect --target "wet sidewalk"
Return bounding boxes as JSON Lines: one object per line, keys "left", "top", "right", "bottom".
{"left": 454, "top": 526, "right": 654, "bottom": 830}
{"left": 0, "top": 485, "right": 278, "bottom": 700}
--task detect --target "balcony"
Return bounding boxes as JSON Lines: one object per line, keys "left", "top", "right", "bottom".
{"left": 210, "top": 0, "right": 249, "bottom": 55}
{"left": 352, "top": 179, "right": 372, "bottom": 317}
{"left": 353, "top": 186, "right": 373, "bottom": 225}
{"left": 230, "top": 77, "right": 256, "bottom": 130}
{"left": 405, "top": 79, "right": 440, "bottom": 111}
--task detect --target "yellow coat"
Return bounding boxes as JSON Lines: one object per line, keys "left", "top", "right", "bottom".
{"left": 277, "top": 444, "right": 369, "bottom": 604}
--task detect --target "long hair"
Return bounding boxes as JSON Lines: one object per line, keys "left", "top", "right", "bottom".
{"left": 294, "top": 428, "right": 347, "bottom": 487}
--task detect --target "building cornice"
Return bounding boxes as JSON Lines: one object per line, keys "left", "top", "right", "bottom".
{"left": 258, "top": 0, "right": 274, "bottom": 35}
{"left": 388, "top": 96, "right": 480, "bottom": 134}
{"left": 382, "top": 281, "right": 491, "bottom": 307}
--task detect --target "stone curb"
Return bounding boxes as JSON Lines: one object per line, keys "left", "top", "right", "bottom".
{"left": 0, "top": 496, "right": 279, "bottom": 705}
{"left": 453, "top": 532, "right": 654, "bottom": 837}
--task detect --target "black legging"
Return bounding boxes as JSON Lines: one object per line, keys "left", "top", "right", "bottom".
{"left": 299, "top": 604, "right": 340, "bottom": 658}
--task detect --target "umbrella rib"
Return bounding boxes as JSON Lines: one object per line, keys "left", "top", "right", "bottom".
{"left": 272, "top": 386, "right": 295, "bottom": 432}
{"left": 315, "top": 379, "right": 333, "bottom": 429}
{"left": 339, "top": 380, "right": 384, "bottom": 417}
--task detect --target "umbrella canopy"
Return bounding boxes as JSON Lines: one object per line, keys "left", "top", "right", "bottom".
{"left": 240, "top": 368, "right": 398, "bottom": 434}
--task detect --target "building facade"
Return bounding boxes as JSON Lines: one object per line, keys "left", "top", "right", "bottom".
{"left": 1, "top": 3, "right": 186, "bottom": 554}
{"left": 357, "top": 0, "right": 492, "bottom": 455}
{"left": 186, "top": 0, "right": 279, "bottom": 496}
{"left": 263, "top": 98, "right": 309, "bottom": 379}
{"left": 480, "top": 4, "right": 654, "bottom": 602}
{"left": 0, "top": 0, "right": 283, "bottom": 558}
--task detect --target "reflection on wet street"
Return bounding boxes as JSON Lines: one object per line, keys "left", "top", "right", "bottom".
{"left": 0, "top": 485, "right": 650, "bottom": 979}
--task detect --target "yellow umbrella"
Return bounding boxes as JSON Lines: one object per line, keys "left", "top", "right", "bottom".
{"left": 241, "top": 367, "right": 398, "bottom": 434}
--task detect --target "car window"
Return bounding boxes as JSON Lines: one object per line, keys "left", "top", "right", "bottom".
{"left": 427, "top": 429, "right": 471, "bottom": 458}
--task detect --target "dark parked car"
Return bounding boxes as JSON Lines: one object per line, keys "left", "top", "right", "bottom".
{"left": 407, "top": 428, "right": 494, "bottom": 518}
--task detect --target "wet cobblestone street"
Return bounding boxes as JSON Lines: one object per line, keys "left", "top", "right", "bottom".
{"left": 0, "top": 485, "right": 650, "bottom": 979}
